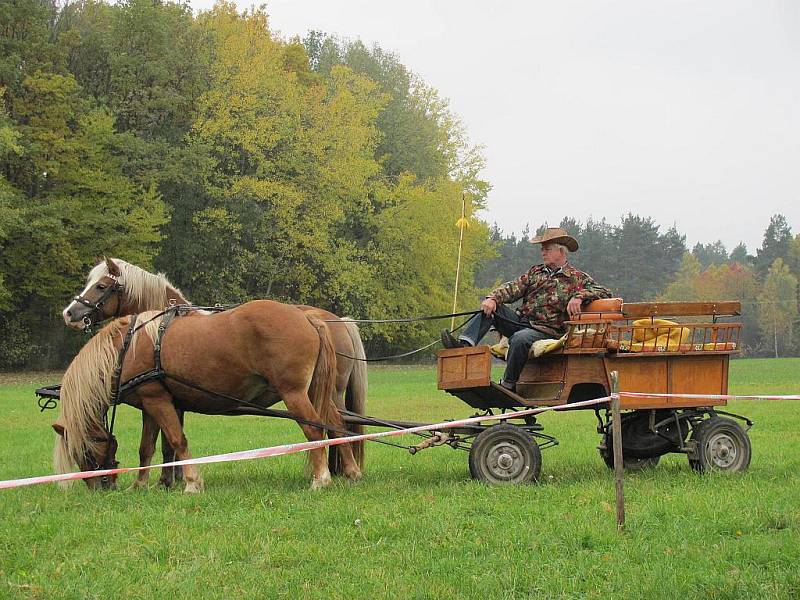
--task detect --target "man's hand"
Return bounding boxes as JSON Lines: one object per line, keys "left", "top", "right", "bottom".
{"left": 567, "top": 297, "right": 583, "bottom": 319}
{"left": 481, "top": 297, "right": 497, "bottom": 316}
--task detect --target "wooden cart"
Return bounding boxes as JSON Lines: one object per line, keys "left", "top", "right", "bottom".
{"left": 438, "top": 300, "right": 752, "bottom": 483}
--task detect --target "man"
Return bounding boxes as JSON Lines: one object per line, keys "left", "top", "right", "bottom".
{"left": 442, "top": 227, "right": 611, "bottom": 392}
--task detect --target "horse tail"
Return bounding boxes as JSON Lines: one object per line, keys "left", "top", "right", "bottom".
{"left": 342, "top": 318, "right": 367, "bottom": 468}
{"left": 305, "top": 314, "right": 340, "bottom": 437}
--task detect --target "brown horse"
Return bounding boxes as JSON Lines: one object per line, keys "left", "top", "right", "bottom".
{"left": 61, "top": 258, "right": 367, "bottom": 482}
{"left": 53, "top": 302, "right": 361, "bottom": 492}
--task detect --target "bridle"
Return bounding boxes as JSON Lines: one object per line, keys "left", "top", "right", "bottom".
{"left": 83, "top": 432, "right": 120, "bottom": 488}
{"left": 71, "top": 274, "right": 123, "bottom": 331}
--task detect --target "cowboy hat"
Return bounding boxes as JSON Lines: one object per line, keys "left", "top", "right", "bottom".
{"left": 529, "top": 227, "right": 579, "bottom": 252}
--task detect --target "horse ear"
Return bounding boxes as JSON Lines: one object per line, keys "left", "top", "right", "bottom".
{"left": 52, "top": 422, "right": 66, "bottom": 436}
{"left": 105, "top": 256, "right": 121, "bottom": 276}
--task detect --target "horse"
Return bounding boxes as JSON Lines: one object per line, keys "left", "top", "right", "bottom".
{"left": 61, "top": 257, "right": 367, "bottom": 484}
{"left": 53, "top": 302, "right": 362, "bottom": 492}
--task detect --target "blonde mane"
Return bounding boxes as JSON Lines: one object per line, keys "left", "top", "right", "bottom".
{"left": 53, "top": 312, "right": 166, "bottom": 478}
{"left": 87, "top": 258, "right": 187, "bottom": 311}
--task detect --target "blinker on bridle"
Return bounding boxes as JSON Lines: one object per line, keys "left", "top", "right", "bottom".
{"left": 72, "top": 274, "right": 123, "bottom": 333}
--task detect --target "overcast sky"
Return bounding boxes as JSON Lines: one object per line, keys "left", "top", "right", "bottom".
{"left": 188, "top": 0, "right": 799, "bottom": 254}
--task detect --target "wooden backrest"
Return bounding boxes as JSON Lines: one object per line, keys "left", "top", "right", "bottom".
{"left": 621, "top": 301, "right": 741, "bottom": 319}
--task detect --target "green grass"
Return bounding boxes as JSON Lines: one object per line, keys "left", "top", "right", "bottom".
{"left": 1, "top": 359, "right": 800, "bottom": 599}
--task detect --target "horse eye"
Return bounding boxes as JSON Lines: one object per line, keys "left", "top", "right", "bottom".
{"left": 96, "top": 284, "right": 106, "bottom": 290}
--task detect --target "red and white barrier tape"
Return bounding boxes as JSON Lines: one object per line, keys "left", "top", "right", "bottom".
{"left": 0, "top": 396, "right": 607, "bottom": 491}
{"left": 614, "top": 392, "right": 800, "bottom": 401}
{"left": 5, "top": 390, "right": 799, "bottom": 491}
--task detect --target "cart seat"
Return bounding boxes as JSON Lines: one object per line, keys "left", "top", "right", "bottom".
{"left": 571, "top": 297, "right": 624, "bottom": 322}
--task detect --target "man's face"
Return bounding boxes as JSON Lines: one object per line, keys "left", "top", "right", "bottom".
{"left": 541, "top": 243, "right": 566, "bottom": 268}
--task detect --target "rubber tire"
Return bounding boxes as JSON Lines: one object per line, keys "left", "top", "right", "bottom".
{"left": 599, "top": 433, "right": 661, "bottom": 472}
{"left": 469, "top": 423, "right": 542, "bottom": 484}
{"left": 688, "top": 417, "right": 752, "bottom": 473}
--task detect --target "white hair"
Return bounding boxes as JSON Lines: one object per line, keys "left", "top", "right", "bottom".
{"left": 86, "top": 259, "right": 182, "bottom": 309}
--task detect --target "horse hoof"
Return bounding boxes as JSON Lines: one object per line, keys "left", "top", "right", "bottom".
{"left": 158, "top": 479, "right": 174, "bottom": 489}
{"left": 310, "top": 472, "right": 332, "bottom": 491}
{"left": 345, "top": 467, "right": 363, "bottom": 482}
{"left": 184, "top": 481, "right": 204, "bottom": 494}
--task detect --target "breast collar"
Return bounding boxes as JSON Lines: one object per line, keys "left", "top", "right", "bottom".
{"left": 116, "top": 308, "right": 178, "bottom": 399}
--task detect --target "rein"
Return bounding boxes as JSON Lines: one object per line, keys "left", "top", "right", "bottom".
{"left": 329, "top": 310, "right": 533, "bottom": 362}
{"left": 322, "top": 310, "right": 480, "bottom": 324}
{"left": 126, "top": 304, "right": 485, "bottom": 363}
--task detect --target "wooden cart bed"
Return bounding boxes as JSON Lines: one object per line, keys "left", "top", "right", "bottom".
{"left": 438, "top": 300, "right": 741, "bottom": 411}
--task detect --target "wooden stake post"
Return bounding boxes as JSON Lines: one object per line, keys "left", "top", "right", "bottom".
{"left": 610, "top": 371, "right": 625, "bottom": 531}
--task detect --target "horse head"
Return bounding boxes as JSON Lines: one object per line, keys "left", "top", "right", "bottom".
{"left": 62, "top": 257, "right": 124, "bottom": 330}
{"left": 53, "top": 317, "right": 130, "bottom": 490}
{"left": 63, "top": 257, "right": 187, "bottom": 331}
{"left": 52, "top": 420, "right": 119, "bottom": 490}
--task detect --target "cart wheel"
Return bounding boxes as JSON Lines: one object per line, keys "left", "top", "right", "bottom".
{"left": 469, "top": 423, "right": 541, "bottom": 484}
{"left": 599, "top": 434, "right": 661, "bottom": 472}
{"left": 688, "top": 417, "right": 751, "bottom": 473}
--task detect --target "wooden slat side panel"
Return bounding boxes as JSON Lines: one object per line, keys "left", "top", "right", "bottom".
{"left": 605, "top": 356, "right": 668, "bottom": 409}
{"left": 609, "top": 357, "right": 668, "bottom": 394}
{"left": 561, "top": 355, "right": 609, "bottom": 399}
{"left": 605, "top": 355, "right": 728, "bottom": 409}
{"left": 668, "top": 356, "right": 727, "bottom": 407}
{"left": 519, "top": 355, "right": 566, "bottom": 383}
{"left": 621, "top": 301, "right": 741, "bottom": 318}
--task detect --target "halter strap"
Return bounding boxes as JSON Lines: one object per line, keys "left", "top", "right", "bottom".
{"left": 73, "top": 276, "right": 123, "bottom": 330}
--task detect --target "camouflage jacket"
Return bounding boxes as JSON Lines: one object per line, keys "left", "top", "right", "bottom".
{"left": 489, "top": 262, "right": 612, "bottom": 336}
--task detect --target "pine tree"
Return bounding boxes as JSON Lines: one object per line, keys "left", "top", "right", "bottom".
{"left": 756, "top": 214, "right": 793, "bottom": 274}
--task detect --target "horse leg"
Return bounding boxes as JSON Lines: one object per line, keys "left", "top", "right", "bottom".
{"left": 129, "top": 412, "right": 160, "bottom": 491}
{"left": 157, "top": 428, "right": 175, "bottom": 488}
{"left": 157, "top": 409, "right": 185, "bottom": 488}
{"left": 325, "top": 395, "right": 362, "bottom": 482}
{"left": 327, "top": 378, "right": 348, "bottom": 477}
{"left": 141, "top": 397, "right": 203, "bottom": 494}
{"left": 176, "top": 410, "right": 185, "bottom": 481}
{"left": 281, "top": 391, "right": 332, "bottom": 490}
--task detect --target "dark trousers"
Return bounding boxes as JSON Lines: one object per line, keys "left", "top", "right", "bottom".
{"left": 458, "top": 304, "right": 550, "bottom": 386}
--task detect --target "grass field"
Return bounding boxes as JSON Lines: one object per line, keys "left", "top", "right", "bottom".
{"left": 1, "top": 359, "right": 799, "bottom": 599}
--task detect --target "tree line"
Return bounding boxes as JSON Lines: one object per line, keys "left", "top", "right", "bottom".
{"left": 0, "top": 0, "right": 491, "bottom": 368}
{"left": 0, "top": 0, "right": 797, "bottom": 368}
